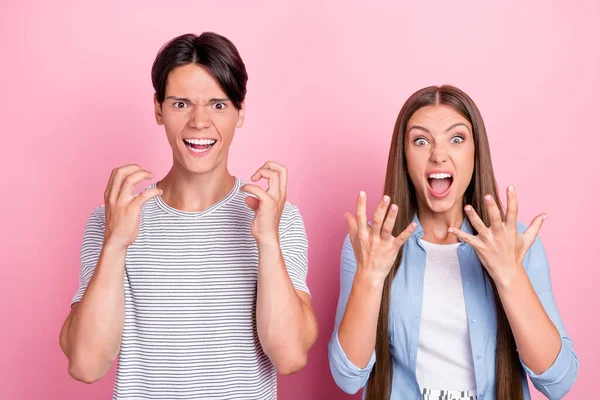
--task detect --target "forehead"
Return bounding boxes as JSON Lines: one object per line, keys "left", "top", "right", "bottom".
{"left": 165, "top": 64, "right": 226, "bottom": 97}
{"left": 407, "top": 105, "right": 472, "bottom": 132}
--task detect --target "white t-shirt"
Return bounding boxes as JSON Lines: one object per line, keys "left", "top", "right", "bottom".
{"left": 416, "top": 240, "right": 477, "bottom": 393}
{"left": 72, "top": 179, "right": 309, "bottom": 399}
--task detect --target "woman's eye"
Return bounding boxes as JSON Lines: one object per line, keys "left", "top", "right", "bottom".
{"left": 415, "top": 138, "right": 429, "bottom": 146}
{"left": 451, "top": 135, "right": 465, "bottom": 144}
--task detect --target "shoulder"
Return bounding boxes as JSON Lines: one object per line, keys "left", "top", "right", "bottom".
{"left": 87, "top": 206, "right": 106, "bottom": 229}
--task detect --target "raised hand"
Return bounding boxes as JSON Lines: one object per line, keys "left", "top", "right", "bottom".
{"left": 448, "top": 185, "right": 547, "bottom": 286}
{"left": 345, "top": 191, "right": 417, "bottom": 286}
{"left": 240, "top": 161, "right": 288, "bottom": 245}
{"left": 103, "top": 164, "right": 162, "bottom": 250}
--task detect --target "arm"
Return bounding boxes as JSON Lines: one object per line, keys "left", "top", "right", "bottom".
{"left": 59, "top": 165, "right": 161, "bottom": 383}
{"left": 449, "top": 186, "right": 578, "bottom": 399}
{"left": 241, "top": 162, "right": 317, "bottom": 375}
{"left": 328, "top": 192, "right": 415, "bottom": 394}
{"left": 255, "top": 240, "right": 317, "bottom": 375}
{"left": 500, "top": 235, "right": 578, "bottom": 399}
{"left": 60, "top": 239, "right": 127, "bottom": 383}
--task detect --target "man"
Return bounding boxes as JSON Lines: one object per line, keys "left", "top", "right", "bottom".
{"left": 59, "top": 32, "right": 318, "bottom": 399}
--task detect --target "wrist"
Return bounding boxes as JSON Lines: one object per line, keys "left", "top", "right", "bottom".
{"left": 494, "top": 264, "right": 528, "bottom": 292}
{"left": 103, "top": 235, "right": 130, "bottom": 253}
{"left": 354, "top": 267, "right": 387, "bottom": 292}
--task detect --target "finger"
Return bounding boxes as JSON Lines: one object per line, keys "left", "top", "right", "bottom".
{"left": 464, "top": 205, "right": 488, "bottom": 235}
{"left": 381, "top": 203, "right": 398, "bottom": 241}
{"left": 251, "top": 168, "right": 280, "bottom": 199}
{"left": 245, "top": 195, "right": 260, "bottom": 211}
{"left": 448, "top": 227, "right": 479, "bottom": 247}
{"left": 264, "top": 161, "right": 287, "bottom": 195}
{"left": 371, "top": 196, "right": 391, "bottom": 239}
{"left": 117, "top": 170, "right": 153, "bottom": 205}
{"left": 355, "top": 191, "right": 369, "bottom": 241}
{"left": 108, "top": 164, "right": 142, "bottom": 204}
{"left": 240, "top": 183, "right": 272, "bottom": 205}
{"left": 345, "top": 212, "right": 359, "bottom": 241}
{"left": 505, "top": 185, "right": 518, "bottom": 229}
{"left": 391, "top": 222, "right": 417, "bottom": 249}
{"left": 104, "top": 168, "right": 117, "bottom": 201}
{"left": 131, "top": 187, "right": 163, "bottom": 209}
{"left": 484, "top": 194, "right": 503, "bottom": 230}
{"left": 522, "top": 213, "right": 547, "bottom": 244}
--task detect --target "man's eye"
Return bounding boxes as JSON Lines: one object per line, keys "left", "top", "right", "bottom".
{"left": 173, "top": 102, "right": 187, "bottom": 109}
{"left": 213, "top": 102, "right": 227, "bottom": 110}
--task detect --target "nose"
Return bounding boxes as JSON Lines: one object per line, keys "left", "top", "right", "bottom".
{"left": 430, "top": 142, "right": 449, "bottom": 164}
{"left": 188, "top": 105, "right": 211, "bottom": 130}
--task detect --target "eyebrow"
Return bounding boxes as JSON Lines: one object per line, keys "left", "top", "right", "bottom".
{"left": 164, "top": 96, "right": 231, "bottom": 103}
{"left": 408, "top": 123, "right": 470, "bottom": 134}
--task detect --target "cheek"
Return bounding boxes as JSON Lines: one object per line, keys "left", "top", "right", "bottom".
{"left": 404, "top": 150, "right": 425, "bottom": 186}
{"left": 451, "top": 147, "right": 475, "bottom": 183}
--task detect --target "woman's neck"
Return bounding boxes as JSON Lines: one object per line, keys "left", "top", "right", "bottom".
{"left": 157, "top": 164, "right": 235, "bottom": 213}
{"left": 417, "top": 200, "right": 465, "bottom": 244}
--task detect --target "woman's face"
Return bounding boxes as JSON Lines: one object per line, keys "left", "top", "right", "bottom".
{"left": 404, "top": 105, "right": 475, "bottom": 215}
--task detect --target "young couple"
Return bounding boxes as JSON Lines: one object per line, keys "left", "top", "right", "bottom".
{"left": 59, "top": 32, "right": 578, "bottom": 400}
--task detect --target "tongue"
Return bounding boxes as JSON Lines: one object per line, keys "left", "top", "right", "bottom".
{"left": 430, "top": 178, "right": 452, "bottom": 194}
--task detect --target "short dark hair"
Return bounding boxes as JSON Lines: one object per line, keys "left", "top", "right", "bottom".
{"left": 151, "top": 32, "right": 248, "bottom": 110}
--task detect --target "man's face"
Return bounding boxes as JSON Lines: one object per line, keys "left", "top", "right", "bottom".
{"left": 154, "top": 63, "right": 244, "bottom": 175}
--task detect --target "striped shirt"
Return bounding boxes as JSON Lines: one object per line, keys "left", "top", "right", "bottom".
{"left": 72, "top": 178, "right": 310, "bottom": 399}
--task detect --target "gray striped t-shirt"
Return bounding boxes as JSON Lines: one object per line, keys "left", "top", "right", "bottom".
{"left": 72, "top": 178, "right": 309, "bottom": 399}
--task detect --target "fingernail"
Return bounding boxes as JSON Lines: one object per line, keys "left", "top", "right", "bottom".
{"left": 411, "top": 222, "right": 417, "bottom": 228}
{"left": 359, "top": 191, "right": 366, "bottom": 198}
{"left": 344, "top": 214, "right": 348, "bottom": 220}
{"left": 508, "top": 185, "right": 514, "bottom": 192}
{"left": 391, "top": 204, "right": 398, "bottom": 211}
{"left": 464, "top": 205, "right": 472, "bottom": 212}
{"left": 485, "top": 195, "right": 492, "bottom": 202}
{"left": 448, "top": 227, "right": 454, "bottom": 233}
{"left": 543, "top": 214, "right": 548, "bottom": 220}
{"left": 383, "top": 195, "right": 390, "bottom": 203}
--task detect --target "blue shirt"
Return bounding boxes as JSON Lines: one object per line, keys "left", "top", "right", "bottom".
{"left": 328, "top": 216, "right": 578, "bottom": 399}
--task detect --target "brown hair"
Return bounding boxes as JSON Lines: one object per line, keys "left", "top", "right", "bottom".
{"left": 365, "top": 85, "right": 523, "bottom": 400}
{"left": 151, "top": 32, "right": 248, "bottom": 110}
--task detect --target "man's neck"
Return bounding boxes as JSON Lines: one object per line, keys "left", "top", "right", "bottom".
{"left": 157, "top": 166, "right": 236, "bottom": 213}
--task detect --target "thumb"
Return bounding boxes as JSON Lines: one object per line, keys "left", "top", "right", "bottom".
{"left": 132, "top": 188, "right": 162, "bottom": 208}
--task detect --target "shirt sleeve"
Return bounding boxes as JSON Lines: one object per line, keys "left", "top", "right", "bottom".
{"left": 328, "top": 234, "right": 376, "bottom": 394}
{"left": 71, "top": 207, "right": 105, "bottom": 305}
{"left": 279, "top": 203, "right": 310, "bottom": 295}
{"left": 520, "top": 228, "right": 579, "bottom": 399}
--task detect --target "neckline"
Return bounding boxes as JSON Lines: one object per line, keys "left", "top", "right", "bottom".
{"left": 419, "top": 239, "right": 462, "bottom": 250}
{"left": 152, "top": 178, "right": 241, "bottom": 218}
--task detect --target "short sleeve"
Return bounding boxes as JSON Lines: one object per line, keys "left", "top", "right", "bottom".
{"left": 279, "top": 203, "right": 310, "bottom": 295}
{"left": 71, "top": 207, "right": 106, "bottom": 305}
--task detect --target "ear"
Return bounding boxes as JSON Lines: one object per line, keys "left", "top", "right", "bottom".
{"left": 236, "top": 101, "right": 245, "bottom": 128}
{"left": 154, "top": 93, "right": 164, "bottom": 125}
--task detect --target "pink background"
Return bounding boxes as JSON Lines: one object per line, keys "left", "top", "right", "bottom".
{"left": 1, "top": 0, "right": 597, "bottom": 399}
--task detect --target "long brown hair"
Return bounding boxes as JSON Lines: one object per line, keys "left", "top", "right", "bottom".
{"left": 365, "top": 85, "right": 523, "bottom": 400}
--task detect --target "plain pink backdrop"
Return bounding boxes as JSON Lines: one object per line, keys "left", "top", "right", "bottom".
{"left": 1, "top": 0, "right": 597, "bottom": 399}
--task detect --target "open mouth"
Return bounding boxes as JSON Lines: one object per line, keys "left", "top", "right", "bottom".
{"left": 427, "top": 172, "right": 453, "bottom": 198}
{"left": 183, "top": 138, "right": 217, "bottom": 154}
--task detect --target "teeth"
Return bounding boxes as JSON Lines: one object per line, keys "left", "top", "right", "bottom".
{"left": 188, "top": 146, "right": 210, "bottom": 153}
{"left": 184, "top": 138, "right": 216, "bottom": 145}
{"left": 428, "top": 173, "right": 452, "bottom": 179}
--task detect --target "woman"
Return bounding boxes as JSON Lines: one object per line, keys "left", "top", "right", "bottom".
{"left": 328, "top": 86, "right": 578, "bottom": 400}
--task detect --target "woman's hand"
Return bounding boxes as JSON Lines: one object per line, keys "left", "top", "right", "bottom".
{"left": 448, "top": 185, "right": 546, "bottom": 287}
{"left": 345, "top": 191, "right": 416, "bottom": 287}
